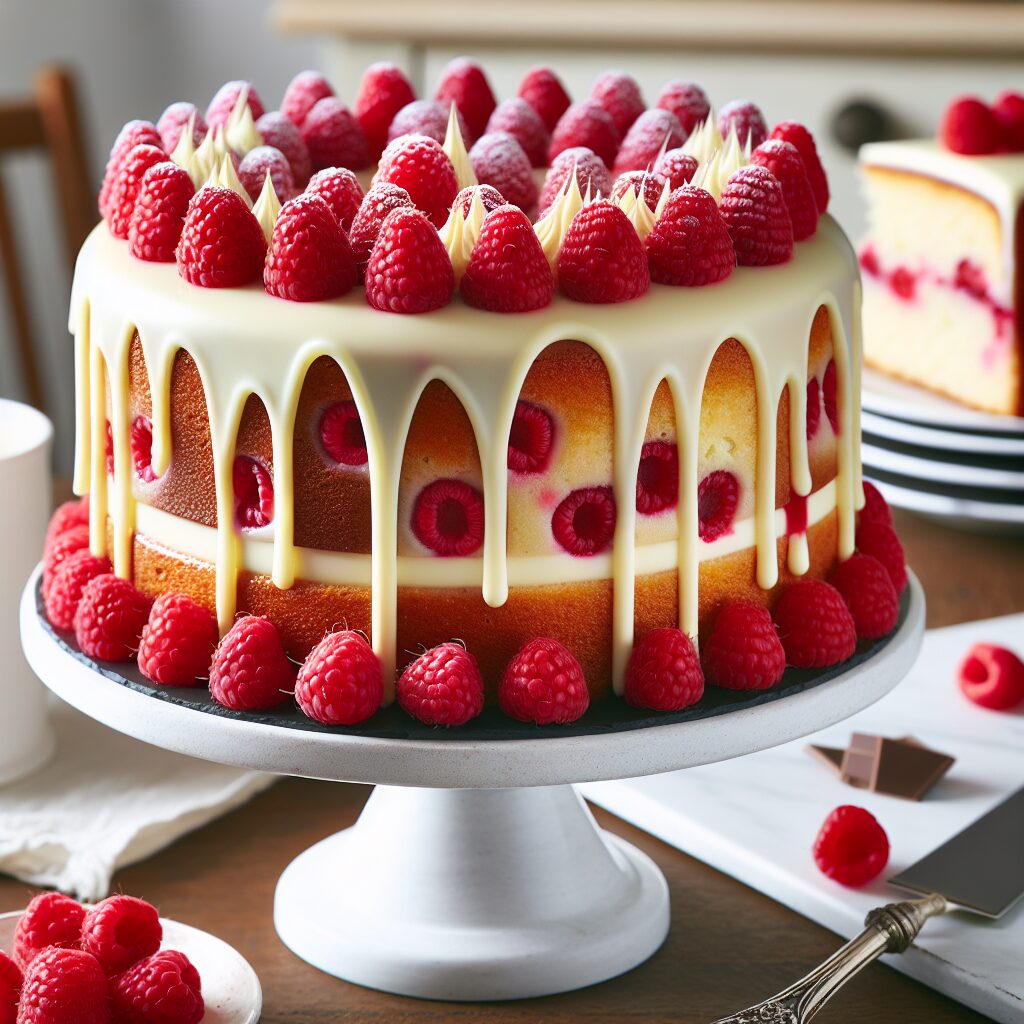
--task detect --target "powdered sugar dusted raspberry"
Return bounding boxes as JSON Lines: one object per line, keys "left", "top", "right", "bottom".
{"left": 411, "top": 478, "right": 484, "bottom": 556}
{"left": 469, "top": 131, "right": 538, "bottom": 212}
{"left": 590, "top": 70, "right": 645, "bottom": 137}
{"left": 452, "top": 183, "right": 506, "bottom": 216}
{"left": 156, "top": 101, "right": 207, "bottom": 152}
{"left": 625, "top": 628, "right": 704, "bottom": 711}
{"left": 517, "top": 66, "right": 572, "bottom": 133}
{"left": 720, "top": 165, "right": 794, "bottom": 267}
{"left": 549, "top": 101, "right": 620, "bottom": 169}
{"left": 656, "top": 80, "right": 710, "bottom": 135}
{"left": 717, "top": 99, "right": 768, "bottom": 149}
{"left": 703, "top": 602, "right": 786, "bottom": 690}
{"left": 348, "top": 182, "right": 414, "bottom": 270}
{"left": 646, "top": 185, "right": 735, "bottom": 287}
{"left": 397, "top": 642, "right": 485, "bottom": 726}
{"left": 281, "top": 70, "right": 335, "bottom": 129}
{"left": 551, "top": 486, "right": 616, "bottom": 556}
{"left": 375, "top": 134, "right": 458, "bottom": 227}
{"left": 507, "top": 400, "right": 555, "bottom": 474}
{"left": 256, "top": 111, "right": 313, "bottom": 185}
{"left": 387, "top": 99, "right": 470, "bottom": 147}
{"left": 539, "top": 147, "right": 612, "bottom": 215}
{"left": 99, "top": 120, "right": 163, "bottom": 219}
{"left": 302, "top": 97, "right": 371, "bottom": 171}
{"left": 557, "top": 201, "right": 649, "bottom": 304}
{"left": 108, "top": 144, "right": 168, "bottom": 239}
{"left": 499, "top": 637, "right": 589, "bottom": 725}
{"left": 750, "top": 138, "right": 818, "bottom": 241}
{"left": 354, "top": 61, "right": 417, "bottom": 159}
{"left": 613, "top": 108, "right": 684, "bottom": 176}
{"left": 611, "top": 170, "right": 664, "bottom": 210}
{"left": 653, "top": 147, "right": 698, "bottom": 188}
{"left": 206, "top": 80, "right": 265, "bottom": 131}
{"left": 434, "top": 57, "right": 497, "bottom": 143}
{"left": 295, "top": 629, "right": 383, "bottom": 726}
{"left": 238, "top": 146, "right": 296, "bottom": 204}
{"left": 365, "top": 207, "right": 454, "bottom": 314}
{"left": 485, "top": 98, "right": 550, "bottom": 168}
{"left": 636, "top": 441, "right": 678, "bottom": 514}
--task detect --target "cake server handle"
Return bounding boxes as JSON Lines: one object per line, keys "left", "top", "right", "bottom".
{"left": 709, "top": 893, "right": 946, "bottom": 1023}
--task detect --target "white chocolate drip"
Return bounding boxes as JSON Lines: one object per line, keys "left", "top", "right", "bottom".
{"left": 440, "top": 189, "right": 486, "bottom": 282}
{"left": 615, "top": 179, "right": 658, "bottom": 240}
{"left": 252, "top": 172, "right": 282, "bottom": 243}
{"left": 443, "top": 103, "right": 477, "bottom": 191}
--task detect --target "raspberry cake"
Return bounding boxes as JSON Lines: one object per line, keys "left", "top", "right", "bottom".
{"left": 49, "top": 61, "right": 904, "bottom": 728}
{"left": 859, "top": 92, "right": 1024, "bottom": 416}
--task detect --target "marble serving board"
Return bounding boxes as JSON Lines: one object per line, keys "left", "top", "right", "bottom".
{"left": 581, "top": 613, "right": 1024, "bottom": 1023}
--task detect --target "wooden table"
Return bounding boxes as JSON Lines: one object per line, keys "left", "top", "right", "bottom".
{"left": 4, "top": 508, "right": 1022, "bottom": 1023}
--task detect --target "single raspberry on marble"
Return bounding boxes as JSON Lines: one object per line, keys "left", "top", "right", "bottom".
{"left": 451, "top": 184, "right": 506, "bottom": 217}
{"left": 813, "top": 805, "right": 889, "bottom": 888}
{"left": 538, "top": 147, "right": 612, "bottom": 216}
{"left": 397, "top": 642, "right": 485, "bottom": 727}
{"left": 301, "top": 97, "right": 371, "bottom": 172}
{"left": 81, "top": 895, "right": 161, "bottom": 976}
{"left": 652, "top": 147, "right": 698, "bottom": 188}
{"left": 365, "top": 207, "right": 454, "bottom": 314}
{"left": 636, "top": 441, "right": 678, "bottom": 515}
{"left": 855, "top": 520, "right": 908, "bottom": 595}
{"left": 590, "top": 70, "right": 645, "bottom": 137}
{"left": 256, "top": 112, "right": 313, "bottom": 186}
{"left": 128, "top": 161, "right": 195, "bottom": 262}
{"left": 434, "top": 57, "right": 497, "bottom": 143}
{"left": 610, "top": 170, "right": 664, "bottom": 210}
{"left": 773, "top": 578, "right": 857, "bottom": 668}
{"left": 238, "top": 146, "right": 296, "bottom": 204}
{"left": 386, "top": 99, "right": 469, "bottom": 147}
{"left": 750, "top": 139, "right": 818, "bottom": 241}
{"left": 646, "top": 185, "right": 735, "bottom": 287}
{"left": 698, "top": 470, "right": 740, "bottom": 542}
{"left": 994, "top": 90, "right": 1024, "bottom": 151}
{"left": 411, "top": 479, "right": 484, "bottom": 556}
{"left": 354, "top": 61, "right": 416, "bottom": 159}
{"left": 551, "top": 486, "right": 616, "bottom": 556}
{"left": 209, "top": 615, "right": 293, "bottom": 711}
{"left": 703, "top": 602, "right": 786, "bottom": 690}
{"left": 99, "top": 120, "right": 163, "bottom": 219}
{"left": 156, "top": 102, "right": 206, "bottom": 153}
{"left": 295, "top": 630, "right": 383, "bottom": 726}
{"left": 469, "top": 131, "right": 538, "bottom": 212}
{"left": 16, "top": 947, "right": 109, "bottom": 1024}
{"left": 74, "top": 573, "right": 152, "bottom": 662}
{"left": 625, "top": 628, "right": 704, "bottom": 711}
{"left": 109, "top": 949, "right": 204, "bottom": 1024}
{"left": 14, "top": 892, "right": 85, "bottom": 969}
{"left": 823, "top": 358, "right": 839, "bottom": 433}
{"left": 770, "top": 121, "right": 830, "bottom": 213}
{"left": 176, "top": 186, "right": 267, "bottom": 288}
{"left": 858, "top": 481, "right": 893, "bottom": 528}
{"left": 507, "top": 400, "right": 554, "bottom": 474}
{"left": 305, "top": 167, "right": 365, "bottom": 230}
{"left": 717, "top": 99, "right": 768, "bottom": 148}
{"left": 517, "top": 66, "right": 572, "bottom": 133}
{"left": 205, "top": 79, "right": 264, "bottom": 131}
{"left": 613, "top": 108, "right": 684, "bottom": 177}
{"left": 42, "top": 524, "right": 91, "bottom": 597}
{"left": 45, "top": 549, "right": 111, "bottom": 631}
{"left": 958, "top": 643, "right": 1024, "bottom": 711}
{"left": 720, "top": 165, "right": 794, "bottom": 267}
{"left": 557, "top": 201, "right": 650, "bottom": 304}
{"left": 281, "top": 70, "right": 335, "bottom": 129}
{"left": 656, "top": 80, "right": 710, "bottom": 135}
{"left": 348, "top": 182, "right": 414, "bottom": 271}
{"left": 940, "top": 96, "right": 1000, "bottom": 155}
{"left": 137, "top": 592, "right": 218, "bottom": 686}
{"left": 45, "top": 496, "right": 89, "bottom": 548}
{"left": 499, "top": 637, "right": 590, "bottom": 725}
{"left": 486, "top": 98, "right": 550, "bottom": 167}
{"left": 107, "top": 144, "right": 168, "bottom": 240}
{"left": 0, "top": 951, "right": 20, "bottom": 1024}
{"left": 375, "top": 134, "right": 458, "bottom": 227}
{"left": 830, "top": 553, "right": 900, "bottom": 640}
{"left": 549, "top": 101, "right": 620, "bottom": 169}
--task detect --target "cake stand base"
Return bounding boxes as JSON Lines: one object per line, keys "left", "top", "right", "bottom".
{"left": 274, "top": 784, "right": 669, "bottom": 1001}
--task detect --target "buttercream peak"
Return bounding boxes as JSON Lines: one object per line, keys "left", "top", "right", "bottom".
{"left": 443, "top": 103, "right": 477, "bottom": 190}
{"left": 440, "top": 189, "right": 485, "bottom": 282}
{"left": 253, "top": 171, "right": 282, "bottom": 243}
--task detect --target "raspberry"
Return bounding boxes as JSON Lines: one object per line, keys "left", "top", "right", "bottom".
{"left": 750, "top": 139, "right": 818, "bottom": 241}
{"left": 770, "top": 121, "right": 830, "bottom": 213}
{"left": 625, "top": 628, "right": 704, "bottom": 711}
{"left": 485, "top": 98, "right": 550, "bottom": 168}
{"left": 256, "top": 112, "right": 313, "bottom": 186}
{"left": 451, "top": 184, "right": 506, "bottom": 217}
{"left": 348, "top": 182, "right": 414, "bottom": 271}
{"left": 108, "top": 144, "right": 168, "bottom": 239}
{"left": 858, "top": 480, "right": 893, "bottom": 528}
{"left": 507, "top": 400, "right": 554, "bottom": 474}
{"left": 127, "top": 416, "right": 156, "bottom": 483}
{"left": 233, "top": 455, "right": 274, "bottom": 529}
{"left": 698, "top": 469, "right": 739, "bottom": 542}
{"left": 354, "top": 61, "right": 417, "bottom": 159}
{"left": 397, "top": 642, "right": 485, "bottom": 726}
{"left": 813, "top": 805, "right": 889, "bottom": 887}
{"left": 105, "top": 422, "right": 115, "bottom": 476}
{"left": 703, "top": 602, "right": 786, "bottom": 690}
{"left": 138, "top": 592, "right": 218, "bottom": 686}
{"left": 295, "top": 629, "right": 383, "bottom": 725}
{"left": 551, "top": 486, "right": 616, "bottom": 556}
{"left": 205, "top": 80, "right": 264, "bottom": 131}
{"left": 802, "top": 377, "right": 821, "bottom": 441}
{"left": 209, "top": 615, "right": 293, "bottom": 711}
{"left": 128, "top": 161, "right": 194, "bottom": 262}
{"left": 636, "top": 441, "right": 678, "bottom": 514}
{"left": 0, "top": 951, "right": 20, "bottom": 1024}
{"left": 613, "top": 108, "right": 684, "bottom": 176}
{"left": 301, "top": 97, "right": 371, "bottom": 172}
{"left": 720, "top": 165, "right": 794, "bottom": 266}
{"left": 538, "top": 147, "right": 612, "bottom": 216}
{"left": 646, "top": 185, "right": 735, "bottom": 287}
{"left": 99, "top": 121, "right": 163, "bottom": 219}
{"left": 109, "top": 950, "right": 203, "bottom": 1024}
{"left": 717, "top": 99, "right": 768, "bottom": 148}
{"left": 656, "top": 80, "right": 711, "bottom": 135}
{"left": 45, "top": 496, "right": 89, "bottom": 548}
{"left": 411, "top": 478, "right": 484, "bottom": 556}
{"left": 831, "top": 553, "right": 900, "bottom": 640}
{"left": 281, "top": 70, "right": 334, "bottom": 129}
{"left": 305, "top": 167, "right": 365, "bottom": 230}
{"left": 517, "top": 66, "right": 572, "bottom": 133}
{"left": 156, "top": 102, "right": 206, "bottom": 153}
{"left": 940, "top": 96, "right": 1000, "bottom": 155}
{"left": 823, "top": 358, "right": 839, "bottom": 433}
{"left": 652, "top": 147, "right": 698, "bottom": 188}
{"left": 549, "top": 101, "right": 620, "bottom": 169}
{"left": 434, "top": 57, "right": 497, "bottom": 143}
{"left": 365, "top": 207, "right": 454, "bottom": 314}
{"left": 557, "top": 201, "right": 649, "bottom": 304}
{"left": 74, "top": 574, "right": 151, "bottom": 662}
{"left": 773, "top": 578, "right": 857, "bottom": 668}
{"left": 375, "top": 134, "right": 458, "bottom": 227}
{"left": 590, "top": 71, "right": 645, "bottom": 137}
{"left": 499, "top": 637, "right": 589, "bottom": 725}
{"left": 45, "top": 550, "right": 111, "bottom": 631}
{"left": 81, "top": 895, "right": 161, "bottom": 975}
{"left": 14, "top": 893, "right": 85, "bottom": 969}
{"left": 955, "top": 258, "right": 988, "bottom": 300}
{"left": 238, "top": 146, "right": 296, "bottom": 205}
{"left": 320, "top": 400, "right": 367, "bottom": 466}
{"left": 176, "top": 186, "right": 266, "bottom": 288}
{"left": 958, "top": 643, "right": 1024, "bottom": 711}
{"left": 42, "top": 523, "right": 91, "bottom": 597}
{"left": 890, "top": 266, "right": 916, "bottom": 301}
{"left": 461, "top": 205, "right": 553, "bottom": 312}
{"left": 855, "top": 520, "right": 907, "bottom": 595}
{"left": 469, "top": 131, "right": 538, "bottom": 211}
{"left": 610, "top": 171, "right": 664, "bottom": 210}
{"left": 386, "top": 100, "right": 469, "bottom": 147}
{"left": 994, "top": 90, "right": 1024, "bottom": 151}
{"left": 16, "top": 947, "right": 109, "bottom": 1024}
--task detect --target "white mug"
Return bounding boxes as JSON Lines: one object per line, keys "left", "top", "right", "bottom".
{"left": 0, "top": 398, "right": 57, "bottom": 782}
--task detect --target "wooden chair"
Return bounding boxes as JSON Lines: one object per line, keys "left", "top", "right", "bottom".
{"left": 0, "top": 66, "right": 95, "bottom": 414}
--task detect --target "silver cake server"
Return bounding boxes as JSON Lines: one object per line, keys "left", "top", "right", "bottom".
{"left": 712, "top": 786, "right": 1024, "bottom": 1023}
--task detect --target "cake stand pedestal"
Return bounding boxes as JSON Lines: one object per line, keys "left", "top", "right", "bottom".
{"left": 20, "top": 568, "right": 925, "bottom": 1001}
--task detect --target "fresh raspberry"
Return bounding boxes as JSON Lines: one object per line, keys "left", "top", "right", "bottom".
{"left": 461, "top": 205, "right": 553, "bottom": 312}
{"left": 128, "top": 416, "right": 156, "bottom": 483}
{"left": 176, "top": 186, "right": 266, "bottom": 288}
{"left": 954, "top": 258, "right": 988, "bottom": 299}
{"left": 305, "top": 167, "right": 365, "bottom": 230}
{"left": 14, "top": 893, "right": 85, "bottom": 969}
{"left": 804, "top": 376, "right": 822, "bottom": 441}
{"left": 858, "top": 480, "right": 893, "bottom": 528}
{"left": 109, "top": 950, "right": 203, "bottom": 1024}
{"left": 16, "top": 947, "right": 109, "bottom": 1024}
{"left": 320, "top": 400, "right": 367, "bottom": 466}
{"left": 256, "top": 112, "right": 313, "bottom": 186}
{"left": 375, "top": 134, "right": 458, "bottom": 227}
{"left": 411, "top": 478, "right": 484, "bottom": 556}
{"left": 238, "top": 146, "right": 296, "bottom": 204}
{"left": 485, "top": 98, "right": 550, "bottom": 168}
{"left": 830, "top": 553, "right": 900, "bottom": 640}
{"left": 625, "top": 628, "right": 704, "bottom": 711}
{"left": 499, "top": 637, "right": 589, "bottom": 725}
{"left": 74, "top": 574, "right": 151, "bottom": 662}
{"left": 610, "top": 171, "right": 664, "bottom": 210}
{"left": 365, "top": 208, "right": 454, "bottom": 314}
{"left": 451, "top": 184, "right": 506, "bottom": 217}
{"left": 822, "top": 357, "right": 839, "bottom": 433}
{"left": 717, "top": 99, "right": 768, "bottom": 148}
{"left": 773, "top": 578, "right": 857, "bottom": 668}
{"left": 99, "top": 121, "right": 163, "bottom": 219}
{"left": 940, "top": 96, "right": 1000, "bottom": 155}
{"left": 45, "top": 550, "right": 111, "bottom": 631}
{"left": 281, "top": 70, "right": 334, "bottom": 129}
{"left": 127, "top": 161, "right": 194, "bottom": 262}
{"left": 636, "top": 441, "right": 678, "bottom": 514}
{"left": 209, "top": 615, "right": 293, "bottom": 711}
{"left": 137, "top": 592, "right": 218, "bottom": 686}
{"left": 42, "top": 524, "right": 91, "bottom": 597}
{"left": 813, "top": 805, "right": 889, "bottom": 887}
{"left": 720, "top": 165, "right": 794, "bottom": 266}
{"left": 45, "top": 496, "right": 89, "bottom": 548}
{"left": 703, "top": 602, "right": 786, "bottom": 690}
{"left": 890, "top": 265, "right": 916, "bottom": 301}
{"left": 469, "top": 131, "right": 538, "bottom": 212}
{"left": 656, "top": 80, "right": 711, "bottom": 135}
{"left": 397, "top": 642, "right": 485, "bottom": 726}
{"left": 233, "top": 455, "right": 274, "bottom": 529}
{"left": 652, "top": 147, "right": 698, "bottom": 188}
{"left": 295, "top": 630, "right": 383, "bottom": 726}
{"left": 301, "top": 97, "right": 371, "bottom": 172}
{"left": 105, "top": 421, "right": 114, "bottom": 476}
{"left": 538, "top": 147, "right": 612, "bottom": 216}
{"left": 549, "top": 101, "right": 620, "bottom": 169}
{"left": 613, "top": 108, "right": 684, "bottom": 176}
{"left": 646, "top": 185, "right": 735, "bottom": 287}
{"left": 517, "top": 66, "right": 572, "bottom": 133}
{"left": 107, "top": 144, "right": 167, "bottom": 239}
{"left": 551, "top": 486, "right": 616, "bottom": 556}
{"left": 557, "top": 201, "right": 649, "bottom": 304}
{"left": 348, "top": 182, "right": 414, "bottom": 271}
{"left": 386, "top": 100, "right": 469, "bottom": 147}
{"left": 958, "top": 643, "right": 1024, "bottom": 711}
{"left": 0, "top": 951, "right": 20, "bottom": 1024}
{"left": 354, "top": 61, "right": 416, "bottom": 159}
{"left": 155, "top": 102, "right": 206, "bottom": 154}
{"left": 993, "top": 90, "right": 1024, "bottom": 152}
{"left": 81, "top": 895, "right": 161, "bottom": 975}
{"left": 750, "top": 139, "right": 818, "bottom": 241}
{"left": 770, "top": 121, "right": 830, "bottom": 213}
{"left": 204, "top": 80, "right": 264, "bottom": 131}
{"left": 859, "top": 245, "right": 881, "bottom": 277}
{"left": 698, "top": 469, "right": 739, "bottom": 542}
{"left": 507, "top": 400, "right": 555, "bottom": 474}
{"left": 590, "top": 71, "right": 645, "bottom": 137}
{"left": 434, "top": 57, "right": 496, "bottom": 143}
{"left": 855, "top": 520, "right": 907, "bottom": 595}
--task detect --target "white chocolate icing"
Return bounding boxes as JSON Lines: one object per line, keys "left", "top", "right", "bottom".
{"left": 252, "top": 172, "right": 282, "bottom": 243}
{"left": 170, "top": 113, "right": 197, "bottom": 174}
{"left": 213, "top": 154, "right": 252, "bottom": 208}
{"left": 615, "top": 181, "right": 658, "bottom": 241}
{"left": 682, "top": 116, "right": 723, "bottom": 166}
{"left": 443, "top": 103, "right": 477, "bottom": 190}
{"left": 691, "top": 127, "right": 747, "bottom": 202}
{"left": 440, "top": 189, "right": 485, "bottom": 282}
{"left": 188, "top": 126, "right": 231, "bottom": 189}
{"left": 225, "top": 91, "right": 263, "bottom": 157}
{"left": 534, "top": 172, "right": 587, "bottom": 268}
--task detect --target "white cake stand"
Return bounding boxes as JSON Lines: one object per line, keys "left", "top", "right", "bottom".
{"left": 20, "top": 567, "right": 925, "bottom": 1002}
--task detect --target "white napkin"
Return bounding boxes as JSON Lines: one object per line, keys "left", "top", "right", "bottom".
{"left": 0, "top": 699, "right": 275, "bottom": 900}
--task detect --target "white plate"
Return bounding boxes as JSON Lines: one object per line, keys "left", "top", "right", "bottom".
{"left": 862, "top": 442, "right": 1024, "bottom": 490}
{"left": 0, "top": 912, "right": 262, "bottom": 1023}
{"left": 862, "top": 410, "right": 1024, "bottom": 457}
{"left": 867, "top": 476, "right": 1024, "bottom": 532}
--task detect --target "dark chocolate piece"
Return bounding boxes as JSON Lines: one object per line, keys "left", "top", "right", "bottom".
{"left": 873, "top": 737, "right": 955, "bottom": 800}
{"left": 840, "top": 732, "right": 879, "bottom": 788}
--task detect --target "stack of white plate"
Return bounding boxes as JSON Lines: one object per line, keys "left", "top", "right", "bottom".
{"left": 861, "top": 368, "right": 1024, "bottom": 534}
